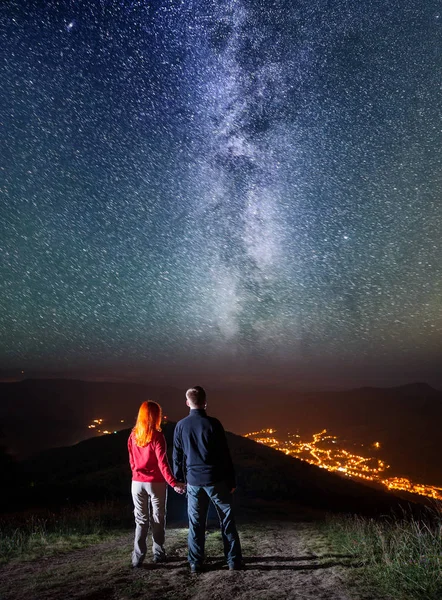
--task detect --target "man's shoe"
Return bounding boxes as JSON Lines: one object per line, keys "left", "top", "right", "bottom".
{"left": 228, "top": 562, "right": 245, "bottom": 571}
{"left": 189, "top": 563, "right": 203, "bottom": 574}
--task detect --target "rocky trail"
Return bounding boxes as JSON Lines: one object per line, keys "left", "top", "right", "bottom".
{"left": 0, "top": 522, "right": 374, "bottom": 600}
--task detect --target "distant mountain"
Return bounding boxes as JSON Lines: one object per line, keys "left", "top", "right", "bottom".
{"left": 0, "top": 378, "right": 185, "bottom": 458}
{"left": 7, "top": 422, "right": 421, "bottom": 519}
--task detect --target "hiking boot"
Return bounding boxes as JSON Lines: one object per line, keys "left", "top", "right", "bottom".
{"left": 153, "top": 555, "right": 167, "bottom": 564}
{"left": 228, "top": 562, "right": 245, "bottom": 571}
{"left": 189, "top": 563, "right": 203, "bottom": 574}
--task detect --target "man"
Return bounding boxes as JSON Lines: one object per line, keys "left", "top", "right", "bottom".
{"left": 173, "top": 386, "right": 243, "bottom": 573}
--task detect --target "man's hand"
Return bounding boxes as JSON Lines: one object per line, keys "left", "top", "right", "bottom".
{"left": 174, "top": 483, "right": 186, "bottom": 495}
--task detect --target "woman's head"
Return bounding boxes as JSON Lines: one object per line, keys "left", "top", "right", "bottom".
{"left": 133, "top": 400, "right": 162, "bottom": 447}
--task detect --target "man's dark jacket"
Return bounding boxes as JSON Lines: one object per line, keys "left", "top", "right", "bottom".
{"left": 173, "top": 408, "right": 236, "bottom": 489}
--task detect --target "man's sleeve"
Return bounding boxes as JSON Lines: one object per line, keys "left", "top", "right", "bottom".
{"left": 218, "top": 422, "right": 236, "bottom": 489}
{"left": 173, "top": 424, "right": 185, "bottom": 482}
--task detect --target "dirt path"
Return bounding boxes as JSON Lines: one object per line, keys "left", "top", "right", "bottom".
{"left": 0, "top": 522, "right": 368, "bottom": 600}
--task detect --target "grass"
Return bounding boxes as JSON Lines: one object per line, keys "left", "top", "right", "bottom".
{"left": 323, "top": 505, "right": 442, "bottom": 600}
{"left": 0, "top": 501, "right": 133, "bottom": 563}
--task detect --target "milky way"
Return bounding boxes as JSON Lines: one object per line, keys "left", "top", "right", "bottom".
{"left": 1, "top": 0, "right": 442, "bottom": 386}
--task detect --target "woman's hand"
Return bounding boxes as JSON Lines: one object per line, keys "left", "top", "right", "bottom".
{"left": 173, "top": 482, "right": 186, "bottom": 494}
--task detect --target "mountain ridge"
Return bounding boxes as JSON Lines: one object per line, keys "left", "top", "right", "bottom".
{"left": 1, "top": 378, "right": 441, "bottom": 486}
{"left": 9, "top": 421, "right": 424, "bottom": 519}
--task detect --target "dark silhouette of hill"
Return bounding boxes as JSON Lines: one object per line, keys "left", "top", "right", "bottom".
{"left": 6, "top": 422, "right": 423, "bottom": 519}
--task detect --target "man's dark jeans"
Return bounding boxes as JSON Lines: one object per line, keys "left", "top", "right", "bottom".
{"left": 187, "top": 481, "right": 242, "bottom": 567}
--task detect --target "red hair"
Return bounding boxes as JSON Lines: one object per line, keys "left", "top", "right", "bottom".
{"left": 133, "top": 401, "right": 162, "bottom": 447}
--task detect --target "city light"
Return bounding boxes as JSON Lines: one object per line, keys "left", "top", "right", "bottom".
{"left": 244, "top": 429, "right": 442, "bottom": 501}
{"left": 87, "top": 418, "right": 111, "bottom": 435}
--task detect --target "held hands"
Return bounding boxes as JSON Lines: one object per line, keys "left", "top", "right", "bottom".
{"left": 174, "top": 482, "right": 186, "bottom": 495}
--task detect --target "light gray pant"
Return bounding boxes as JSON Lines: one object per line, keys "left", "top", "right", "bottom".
{"left": 131, "top": 481, "right": 167, "bottom": 566}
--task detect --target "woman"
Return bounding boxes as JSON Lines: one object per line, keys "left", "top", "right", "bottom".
{"left": 128, "top": 400, "right": 185, "bottom": 567}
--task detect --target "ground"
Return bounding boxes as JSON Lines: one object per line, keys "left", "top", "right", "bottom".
{"left": 0, "top": 522, "right": 378, "bottom": 600}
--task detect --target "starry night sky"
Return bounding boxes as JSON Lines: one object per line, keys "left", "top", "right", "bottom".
{"left": 1, "top": 0, "right": 442, "bottom": 389}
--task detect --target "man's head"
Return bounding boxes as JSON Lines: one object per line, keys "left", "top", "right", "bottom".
{"left": 186, "top": 386, "right": 207, "bottom": 409}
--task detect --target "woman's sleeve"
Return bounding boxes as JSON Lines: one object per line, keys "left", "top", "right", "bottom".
{"left": 154, "top": 433, "right": 178, "bottom": 488}
{"left": 128, "top": 433, "right": 135, "bottom": 473}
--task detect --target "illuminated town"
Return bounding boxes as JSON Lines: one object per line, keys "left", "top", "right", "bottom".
{"left": 87, "top": 418, "right": 125, "bottom": 435}
{"left": 244, "top": 428, "right": 442, "bottom": 501}
{"left": 87, "top": 415, "right": 169, "bottom": 436}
